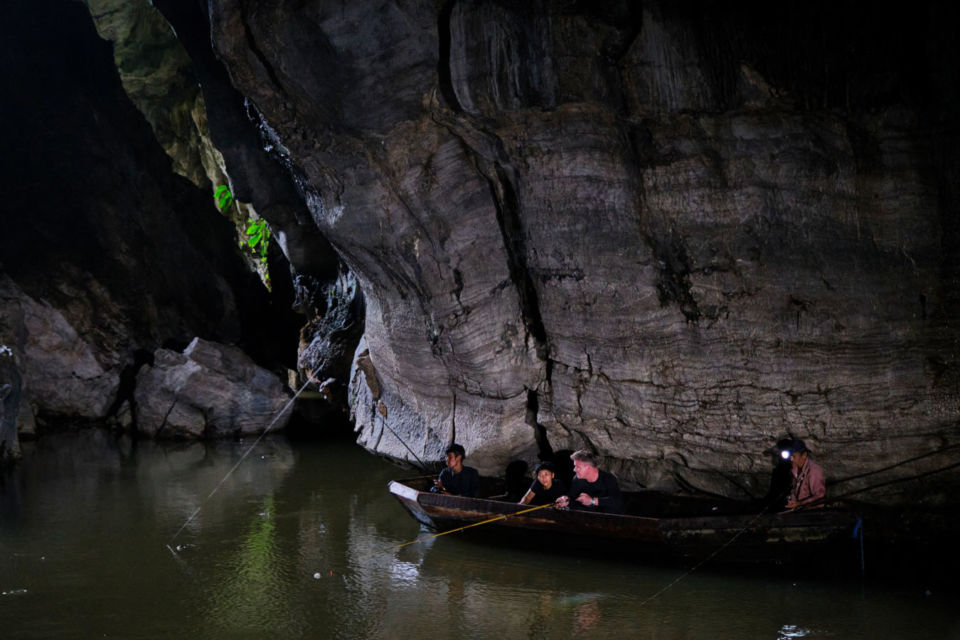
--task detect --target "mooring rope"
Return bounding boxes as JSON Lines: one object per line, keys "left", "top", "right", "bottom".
{"left": 827, "top": 443, "right": 960, "bottom": 488}
{"left": 828, "top": 459, "right": 960, "bottom": 502}
{"left": 635, "top": 505, "right": 776, "bottom": 608}
{"left": 167, "top": 375, "right": 316, "bottom": 548}
{"left": 633, "top": 482, "right": 806, "bottom": 608}
{"left": 381, "top": 421, "right": 427, "bottom": 469}
{"left": 637, "top": 453, "right": 960, "bottom": 601}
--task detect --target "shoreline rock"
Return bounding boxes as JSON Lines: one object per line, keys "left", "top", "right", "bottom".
{"left": 133, "top": 337, "right": 293, "bottom": 439}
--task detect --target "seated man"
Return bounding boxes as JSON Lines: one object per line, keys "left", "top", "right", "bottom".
{"left": 760, "top": 437, "right": 795, "bottom": 511}
{"left": 433, "top": 443, "right": 480, "bottom": 497}
{"left": 519, "top": 461, "right": 567, "bottom": 505}
{"left": 556, "top": 450, "right": 623, "bottom": 514}
{"left": 782, "top": 439, "right": 826, "bottom": 510}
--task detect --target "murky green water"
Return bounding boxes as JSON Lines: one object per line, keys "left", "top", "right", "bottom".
{"left": 1, "top": 431, "right": 957, "bottom": 639}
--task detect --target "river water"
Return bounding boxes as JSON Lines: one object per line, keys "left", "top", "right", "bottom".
{"left": 0, "top": 431, "right": 956, "bottom": 639}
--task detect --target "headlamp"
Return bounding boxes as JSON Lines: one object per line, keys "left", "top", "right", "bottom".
{"left": 780, "top": 449, "right": 791, "bottom": 460}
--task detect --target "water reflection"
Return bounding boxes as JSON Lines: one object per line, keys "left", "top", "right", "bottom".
{"left": 1, "top": 432, "right": 958, "bottom": 639}
{"left": 205, "top": 496, "right": 295, "bottom": 635}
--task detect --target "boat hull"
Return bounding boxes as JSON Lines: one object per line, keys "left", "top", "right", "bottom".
{"left": 389, "top": 479, "right": 861, "bottom": 568}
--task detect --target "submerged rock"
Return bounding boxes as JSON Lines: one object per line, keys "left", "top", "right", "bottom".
{"left": 134, "top": 338, "right": 292, "bottom": 439}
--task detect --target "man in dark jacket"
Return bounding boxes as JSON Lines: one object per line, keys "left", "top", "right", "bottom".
{"left": 556, "top": 450, "right": 622, "bottom": 514}
{"left": 433, "top": 443, "right": 480, "bottom": 497}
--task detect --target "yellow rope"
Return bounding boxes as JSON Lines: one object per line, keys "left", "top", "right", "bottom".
{"left": 389, "top": 501, "right": 555, "bottom": 550}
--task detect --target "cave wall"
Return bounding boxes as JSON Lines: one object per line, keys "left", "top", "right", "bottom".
{"left": 3, "top": 0, "right": 957, "bottom": 505}
{"left": 201, "top": 0, "right": 960, "bottom": 503}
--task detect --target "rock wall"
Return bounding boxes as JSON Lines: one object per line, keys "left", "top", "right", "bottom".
{"left": 2, "top": 0, "right": 957, "bottom": 505}
{"left": 0, "top": 0, "right": 295, "bottom": 445}
{"left": 85, "top": 0, "right": 212, "bottom": 188}
{"left": 202, "top": 0, "right": 960, "bottom": 504}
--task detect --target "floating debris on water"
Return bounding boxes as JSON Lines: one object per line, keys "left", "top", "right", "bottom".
{"left": 778, "top": 624, "right": 811, "bottom": 638}
{"left": 2, "top": 589, "right": 28, "bottom": 596}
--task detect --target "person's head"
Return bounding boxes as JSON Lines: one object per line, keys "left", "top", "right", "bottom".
{"left": 570, "top": 450, "right": 599, "bottom": 481}
{"left": 534, "top": 461, "right": 555, "bottom": 487}
{"left": 445, "top": 443, "right": 466, "bottom": 469}
{"left": 780, "top": 439, "right": 809, "bottom": 469}
{"left": 770, "top": 438, "right": 794, "bottom": 466}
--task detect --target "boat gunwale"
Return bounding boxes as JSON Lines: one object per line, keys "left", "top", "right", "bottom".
{"left": 388, "top": 479, "right": 857, "bottom": 533}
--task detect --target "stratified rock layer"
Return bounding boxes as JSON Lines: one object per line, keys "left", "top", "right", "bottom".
{"left": 205, "top": 1, "right": 960, "bottom": 503}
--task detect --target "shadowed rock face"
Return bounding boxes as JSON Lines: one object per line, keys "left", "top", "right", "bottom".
{"left": 0, "top": 347, "right": 21, "bottom": 462}
{"left": 0, "top": 0, "right": 296, "bottom": 441}
{"left": 204, "top": 0, "right": 960, "bottom": 503}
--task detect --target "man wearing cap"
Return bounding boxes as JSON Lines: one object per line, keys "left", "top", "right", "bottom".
{"left": 519, "top": 461, "right": 567, "bottom": 505}
{"left": 433, "top": 443, "right": 480, "bottom": 497}
{"left": 783, "top": 439, "right": 826, "bottom": 510}
{"left": 556, "top": 450, "right": 623, "bottom": 514}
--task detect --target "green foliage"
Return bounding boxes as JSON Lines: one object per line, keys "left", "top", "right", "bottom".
{"left": 213, "top": 184, "right": 270, "bottom": 287}
{"left": 246, "top": 217, "right": 271, "bottom": 265}
{"left": 214, "top": 184, "right": 234, "bottom": 211}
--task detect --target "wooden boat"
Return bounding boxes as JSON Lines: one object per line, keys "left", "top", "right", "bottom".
{"left": 389, "top": 477, "right": 862, "bottom": 568}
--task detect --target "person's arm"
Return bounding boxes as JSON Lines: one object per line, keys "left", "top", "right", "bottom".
{"left": 574, "top": 477, "right": 602, "bottom": 507}
{"left": 557, "top": 480, "right": 577, "bottom": 507}
{"left": 434, "top": 468, "right": 450, "bottom": 493}
{"left": 519, "top": 480, "right": 540, "bottom": 505}
{"left": 796, "top": 464, "right": 826, "bottom": 508}
{"left": 597, "top": 472, "right": 623, "bottom": 513}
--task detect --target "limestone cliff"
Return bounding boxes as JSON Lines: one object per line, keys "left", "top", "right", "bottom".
{"left": 2, "top": 0, "right": 958, "bottom": 509}
{"left": 201, "top": 0, "right": 959, "bottom": 504}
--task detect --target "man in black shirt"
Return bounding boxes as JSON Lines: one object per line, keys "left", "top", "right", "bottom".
{"left": 433, "top": 443, "right": 480, "bottom": 497}
{"left": 556, "top": 450, "right": 622, "bottom": 514}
